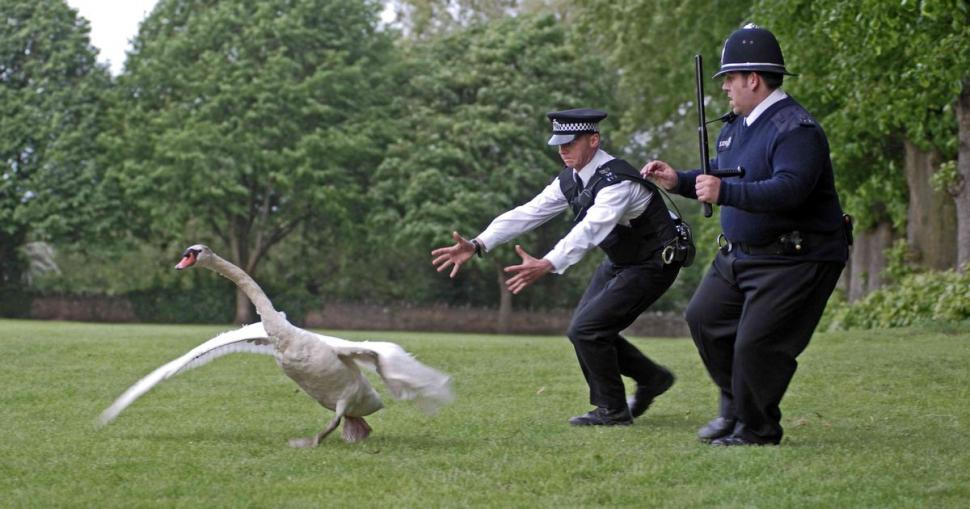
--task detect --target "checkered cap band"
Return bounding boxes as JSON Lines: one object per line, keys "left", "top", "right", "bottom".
{"left": 551, "top": 120, "right": 599, "bottom": 134}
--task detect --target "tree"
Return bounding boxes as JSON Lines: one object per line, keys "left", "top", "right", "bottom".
{"left": 387, "top": 0, "right": 573, "bottom": 39}
{"left": 572, "top": 0, "right": 754, "bottom": 164}
{"left": 755, "top": 0, "right": 970, "bottom": 273}
{"left": 368, "top": 15, "right": 617, "bottom": 329}
{"left": 0, "top": 0, "right": 112, "bottom": 293}
{"left": 106, "top": 0, "right": 397, "bottom": 323}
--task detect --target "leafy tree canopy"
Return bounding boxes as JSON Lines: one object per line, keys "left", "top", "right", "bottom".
{"left": 368, "top": 15, "right": 617, "bottom": 307}
{"left": 754, "top": 0, "right": 970, "bottom": 228}
{"left": 105, "top": 0, "right": 397, "bottom": 320}
{"left": 0, "top": 0, "right": 112, "bottom": 288}
{"left": 572, "top": 0, "right": 753, "bottom": 164}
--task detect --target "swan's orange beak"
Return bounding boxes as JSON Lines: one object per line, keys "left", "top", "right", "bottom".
{"left": 175, "top": 251, "right": 197, "bottom": 270}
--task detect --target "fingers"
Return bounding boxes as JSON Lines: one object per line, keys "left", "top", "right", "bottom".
{"left": 433, "top": 257, "right": 453, "bottom": 273}
{"left": 641, "top": 160, "right": 665, "bottom": 175}
{"left": 642, "top": 160, "right": 677, "bottom": 191}
{"left": 502, "top": 261, "right": 529, "bottom": 294}
{"left": 433, "top": 257, "right": 462, "bottom": 278}
{"left": 514, "top": 244, "right": 533, "bottom": 261}
{"left": 505, "top": 273, "right": 528, "bottom": 295}
{"left": 432, "top": 231, "right": 467, "bottom": 256}
{"left": 695, "top": 175, "right": 720, "bottom": 204}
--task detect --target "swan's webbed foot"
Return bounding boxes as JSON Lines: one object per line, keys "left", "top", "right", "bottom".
{"left": 288, "top": 436, "right": 320, "bottom": 448}
{"left": 288, "top": 415, "right": 341, "bottom": 448}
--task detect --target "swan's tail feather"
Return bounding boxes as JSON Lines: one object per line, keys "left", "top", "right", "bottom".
{"left": 97, "top": 322, "right": 274, "bottom": 427}
{"left": 355, "top": 341, "right": 454, "bottom": 415}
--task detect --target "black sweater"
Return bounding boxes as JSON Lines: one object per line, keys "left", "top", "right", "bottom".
{"left": 676, "top": 96, "right": 848, "bottom": 262}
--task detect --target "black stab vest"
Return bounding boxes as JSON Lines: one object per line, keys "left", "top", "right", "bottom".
{"left": 558, "top": 158, "right": 677, "bottom": 265}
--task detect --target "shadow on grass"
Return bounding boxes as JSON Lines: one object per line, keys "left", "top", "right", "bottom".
{"left": 108, "top": 427, "right": 474, "bottom": 451}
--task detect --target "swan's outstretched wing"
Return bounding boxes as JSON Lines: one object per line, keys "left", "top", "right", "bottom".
{"left": 98, "top": 322, "right": 274, "bottom": 426}
{"left": 314, "top": 333, "right": 454, "bottom": 415}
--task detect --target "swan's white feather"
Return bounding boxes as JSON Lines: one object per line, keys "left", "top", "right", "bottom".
{"left": 98, "top": 322, "right": 274, "bottom": 426}
{"left": 314, "top": 333, "right": 454, "bottom": 414}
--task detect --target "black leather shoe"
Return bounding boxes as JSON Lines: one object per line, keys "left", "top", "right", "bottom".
{"left": 569, "top": 407, "right": 633, "bottom": 426}
{"left": 710, "top": 433, "right": 780, "bottom": 446}
{"left": 627, "top": 367, "right": 675, "bottom": 418}
{"left": 697, "top": 417, "right": 737, "bottom": 442}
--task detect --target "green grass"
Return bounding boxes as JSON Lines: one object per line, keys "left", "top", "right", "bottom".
{"left": 1, "top": 319, "right": 968, "bottom": 508}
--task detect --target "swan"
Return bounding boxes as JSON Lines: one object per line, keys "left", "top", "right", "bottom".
{"left": 98, "top": 244, "right": 454, "bottom": 447}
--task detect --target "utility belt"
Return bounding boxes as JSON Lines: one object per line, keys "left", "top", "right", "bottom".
{"left": 717, "top": 230, "right": 835, "bottom": 256}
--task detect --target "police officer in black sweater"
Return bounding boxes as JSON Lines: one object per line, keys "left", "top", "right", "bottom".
{"left": 433, "top": 109, "right": 681, "bottom": 426}
{"left": 643, "top": 25, "right": 850, "bottom": 445}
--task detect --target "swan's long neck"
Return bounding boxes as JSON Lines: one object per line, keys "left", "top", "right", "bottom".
{"left": 204, "top": 253, "right": 288, "bottom": 332}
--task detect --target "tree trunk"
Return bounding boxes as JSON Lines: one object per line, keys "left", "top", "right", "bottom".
{"left": 495, "top": 262, "right": 512, "bottom": 333}
{"left": 847, "top": 221, "right": 895, "bottom": 302}
{"left": 233, "top": 286, "right": 255, "bottom": 324}
{"left": 955, "top": 79, "right": 970, "bottom": 272}
{"left": 230, "top": 235, "right": 256, "bottom": 325}
{"left": 904, "top": 140, "right": 957, "bottom": 270}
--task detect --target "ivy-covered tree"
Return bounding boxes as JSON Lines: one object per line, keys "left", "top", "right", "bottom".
{"left": 368, "top": 15, "right": 617, "bottom": 329}
{"left": 0, "top": 0, "right": 112, "bottom": 293}
{"left": 106, "top": 0, "right": 397, "bottom": 323}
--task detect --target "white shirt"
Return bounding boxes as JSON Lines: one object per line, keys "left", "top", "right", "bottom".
{"left": 476, "top": 149, "right": 655, "bottom": 274}
{"left": 744, "top": 88, "right": 788, "bottom": 126}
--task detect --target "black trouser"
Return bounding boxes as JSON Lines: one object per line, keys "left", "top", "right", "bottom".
{"left": 685, "top": 251, "right": 844, "bottom": 442}
{"left": 567, "top": 258, "right": 680, "bottom": 410}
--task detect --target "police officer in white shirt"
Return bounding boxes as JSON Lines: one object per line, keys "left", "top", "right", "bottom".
{"left": 432, "top": 108, "right": 682, "bottom": 426}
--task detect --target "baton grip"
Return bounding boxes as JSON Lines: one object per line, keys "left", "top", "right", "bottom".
{"left": 709, "top": 166, "right": 745, "bottom": 179}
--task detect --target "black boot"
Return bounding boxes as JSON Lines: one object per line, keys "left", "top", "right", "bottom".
{"left": 697, "top": 417, "right": 737, "bottom": 442}
{"left": 627, "top": 367, "right": 675, "bottom": 418}
{"left": 568, "top": 406, "right": 633, "bottom": 426}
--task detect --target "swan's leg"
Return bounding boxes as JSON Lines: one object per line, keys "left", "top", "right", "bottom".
{"left": 288, "top": 400, "right": 346, "bottom": 448}
{"left": 341, "top": 416, "right": 372, "bottom": 443}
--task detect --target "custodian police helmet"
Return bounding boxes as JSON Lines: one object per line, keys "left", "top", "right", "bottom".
{"left": 713, "top": 23, "right": 794, "bottom": 78}
{"left": 546, "top": 108, "right": 607, "bottom": 146}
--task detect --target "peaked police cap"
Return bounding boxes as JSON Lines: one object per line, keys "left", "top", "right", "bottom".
{"left": 713, "top": 24, "right": 794, "bottom": 78}
{"left": 546, "top": 108, "right": 607, "bottom": 146}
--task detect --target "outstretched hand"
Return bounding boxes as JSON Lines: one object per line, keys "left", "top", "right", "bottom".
{"left": 641, "top": 160, "right": 678, "bottom": 191}
{"left": 503, "top": 245, "right": 553, "bottom": 295}
{"left": 431, "top": 231, "right": 477, "bottom": 278}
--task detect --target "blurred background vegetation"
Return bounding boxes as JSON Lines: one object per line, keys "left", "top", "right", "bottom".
{"left": 2, "top": 0, "right": 968, "bottom": 330}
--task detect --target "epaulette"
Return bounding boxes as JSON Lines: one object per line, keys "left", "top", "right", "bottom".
{"left": 799, "top": 116, "right": 816, "bottom": 127}
{"left": 596, "top": 167, "right": 619, "bottom": 184}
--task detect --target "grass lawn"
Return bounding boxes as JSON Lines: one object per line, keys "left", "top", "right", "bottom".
{"left": 1, "top": 318, "right": 968, "bottom": 508}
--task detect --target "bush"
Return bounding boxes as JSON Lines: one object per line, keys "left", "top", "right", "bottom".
{"left": 827, "top": 268, "right": 970, "bottom": 330}
{"left": 126, "top": 271, "right": 235, "bottom": 324}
